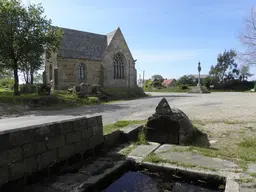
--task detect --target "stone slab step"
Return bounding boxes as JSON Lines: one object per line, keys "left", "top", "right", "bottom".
{"left": 24, "top": 184, "right": 61, "bottom": 192}
{"left": 127, "top": 142, "right": 161, "bottom": 163}
{"left": 154, "top": 144, "right": 238, "bottom": 171}
{"left": 25, "top": 155, "right": 127, "bottom": 192}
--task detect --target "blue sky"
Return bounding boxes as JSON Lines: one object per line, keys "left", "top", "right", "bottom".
{"left": 22, "top": 0, "right": 256, "bottom": 80}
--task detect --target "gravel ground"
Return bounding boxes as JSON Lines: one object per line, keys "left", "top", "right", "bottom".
{"left": 0, "top": 92, "right": 256, "bottom": 131}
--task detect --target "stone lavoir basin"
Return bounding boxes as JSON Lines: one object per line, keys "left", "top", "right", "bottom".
{"left": 90, "top": 161, "right": 226, "bottom": 192}
{"left": 98, "top": 99, "right": 224, "bottom": 192}
{"left": 20, "top": 98, "right": 237, "bottom": 192}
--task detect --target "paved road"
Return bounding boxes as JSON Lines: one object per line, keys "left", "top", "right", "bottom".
{"left": 0, "top": 92, "right": 255, "bottom": 133}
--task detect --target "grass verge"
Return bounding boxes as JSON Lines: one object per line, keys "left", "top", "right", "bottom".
{"left": 144, "top": 153, "right": 217, "bottom": 171}
{"left": 103, "top": 120, "right": 146, "bottom": 134}
{"left": 0, "top": 86, "right": 148, "bottom": 110}
{"left": 166, "top": 137, "right": 256, "bottom": 171}
{"left": 144, "top": 87, "right": 188, "bottom": 93}
{"left": 136, "top": 127, "right": 148, "bottom": 145}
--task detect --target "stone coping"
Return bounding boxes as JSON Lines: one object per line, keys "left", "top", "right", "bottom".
{"left": 0, "top": 115, "right": 89, "bottom": 135}
{"left": 140, "top": 162, "right": 240, "bottom": 192}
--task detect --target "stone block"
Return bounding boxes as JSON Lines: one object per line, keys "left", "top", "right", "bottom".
{"left": 24, "top": 156, "right": 38, "bottom": 174}
{"left": 58, "top": 144, "right": 76, "bottom": 160}
{"left": 87, "top": 117, "right": 97, "bottom": 128}
{"left": 75, "top": 139, "right": 89, "bottom": 153}
{"left": 7, "top": 147, "right": 23, "bottom": 164}
{"left": 0, "top": 165, "right": 8, "bottom": 187}
{"left": 9, "top": 157, "right": 37, "bottom": 180}
{"left": 37, "top": 150, "right": 57, "bottom": 169}
{"left": 96, "top": 116, "right": 103, "bottom": 126}
{"left": 0, "top": 134, "right": 11, "bottom": 152}
{"left": 66, "top": 131, "right": 81, "bottom": 144}
{"left": 73, "top": 118, "right": 87, "bottom": 130}
{"left": 35, "top": 124, "right": 62, "bottom": 141}
{"left": 61, "top": 121, "right": 74, "bottom": 133}
{"left": 81, "top": 127, "right": 93, "bottom": 139}
{"left": 92, "top": 125, "right": 103, "bottom": 136}
{"left": 104, "top": 130, "right": 121, "bottom": 147}
{"left": 0, "top": 151, "right": 8, "bottom": 166}
{"left": 46, "top": 172, "right": 90, "bottom": 192}
{"left": 121, "top": 125, "right": 143, "bottom": 141}
{"left": 24, "top": 184, "right": 59, "bottom": 192}
{"left": 47, "top": 135, "right": 65, "bottom": 149}
{"left": 9, "top": 129, "right": 35, "bottom": 146}
{"left": 88, "top": 135, "right": 104, "bottom": 149}
{"left": 35, "top": 142, "right": 47, "bottom": 154}
{"left": 23, "top": 143, "right": 36, "bottom": 157}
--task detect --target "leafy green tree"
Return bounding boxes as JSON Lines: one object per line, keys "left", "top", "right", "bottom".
{"left": 177, "top": 75, "right": 197, "bottom": 86}
{"left": 209, "top": 49, "right": 239, "bottom": 82}
{"left": 0, "top": 0, "right": 62, "bottom": 95}
{"left": 144, "top": 79, "right": 152, "bottom": 88}
{"left": 151, "top": 74, "right": 164, "bottom": 82}
{"left": 202, "top": 76, "right": 219, "bottom": 88}
{"left": 239, "top": 64, "right": 253, "bottom": 81}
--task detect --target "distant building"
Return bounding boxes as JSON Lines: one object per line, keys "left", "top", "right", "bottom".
{"left": 162, "top": 79, "right": 176, "bottom": 87}
{"left": 44, "top": 27, "right": 137, "bottom": 90}
{"left": 190, "top": 74, "right": 209, "bottom": 79}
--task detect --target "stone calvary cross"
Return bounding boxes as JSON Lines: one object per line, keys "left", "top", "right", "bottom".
{"left": 197, "top": 61, "right": 201, "bottom": 86}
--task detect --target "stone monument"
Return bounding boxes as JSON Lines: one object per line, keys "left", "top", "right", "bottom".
{"left": 188, "top": 61, "right": 210, "bottom": 94}
{"left": 145, "top": 98, "right": 210, "bottom": 146}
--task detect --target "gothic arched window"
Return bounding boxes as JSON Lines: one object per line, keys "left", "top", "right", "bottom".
{"left": 113, "top": 53, "right": 124, "bottom": 79}
{"left": 79, "top": 63, "right": 85, "bottom": 79}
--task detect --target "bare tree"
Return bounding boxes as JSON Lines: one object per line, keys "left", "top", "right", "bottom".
{"left": 239, "top": 7, "right": 256, "bottom": 65}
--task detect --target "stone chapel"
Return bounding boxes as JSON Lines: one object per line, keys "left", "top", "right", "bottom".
{"left": 44, "top": 27, "right": 138, "bottom": 90}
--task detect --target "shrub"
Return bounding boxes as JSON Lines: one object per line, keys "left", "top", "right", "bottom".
{"left": 152, "top": 80, "right": 163, "bottom": 89}
{"left": 38, "top": 84, "right": 51, "bottom": 96}
{"left": 20, "top": 84, "right": 38, "bottom": 94}
{"left": 103, "top": 87, "right": 147, "bottom": 100}
{"left": 213, "top": 80, "right": 254, "bottom": 91}
{"left": 23, "top": 95, "right": 59, "bottom": 107}
{"left": 179, "top": 84, "right": 189, "bottom": 90}
{"left": 92, "top": 84, "right": 101, "bottom": 94}
{"left": 0, "top": 78, "right": 14, "bottom": 89}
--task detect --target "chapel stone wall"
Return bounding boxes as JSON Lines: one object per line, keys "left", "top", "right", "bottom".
{"left": 102, "top": 29, "right": 137, "bottom": 88}
{"left": 44, "top": 52, "right": 58, "bottom": 84}
{"left": 56, "top": 57, "right": 102, "bottom": 90}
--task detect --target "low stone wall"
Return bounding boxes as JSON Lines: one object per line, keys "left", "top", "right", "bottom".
{"left": 0, "top": 115, "right": 104, "bottom": 187}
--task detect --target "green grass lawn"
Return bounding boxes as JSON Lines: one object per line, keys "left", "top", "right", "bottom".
{"left": 0, "top": 87, "right": 99, "bottom": 108}
{"left": 103, "top": 120, "right": 146, "bottom": 134}
{"left": 144, "top": 87, "right": 188, "bottom": 93}
{"left": 0, "top": 86, "right": 149, "bottom": 110}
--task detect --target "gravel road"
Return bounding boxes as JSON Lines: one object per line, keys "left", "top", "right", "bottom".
{"left": 0, "top": 92, "right": 255, "bottom": 132}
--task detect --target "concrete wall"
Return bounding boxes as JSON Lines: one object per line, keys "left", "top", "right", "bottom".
{"left": 0, "top": 115, "right": 103, "bottom": 187}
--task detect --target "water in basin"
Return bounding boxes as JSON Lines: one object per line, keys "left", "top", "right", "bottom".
{"left": 104, "top": 170, "right": 224, "bottom": 192}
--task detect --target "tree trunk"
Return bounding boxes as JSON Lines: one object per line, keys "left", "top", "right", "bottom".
{"left": 30, "top": 69, "right": 34, "bottom": 84}
{"left": 13, "top": 65, "right": 20, "bottom": 95}
{"left": 23, "top": 71, "right": 28, "bottom": 84}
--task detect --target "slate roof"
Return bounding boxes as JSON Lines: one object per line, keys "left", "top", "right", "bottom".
{"left": 55, "top": 27, "right": 118, "bottom": 60}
